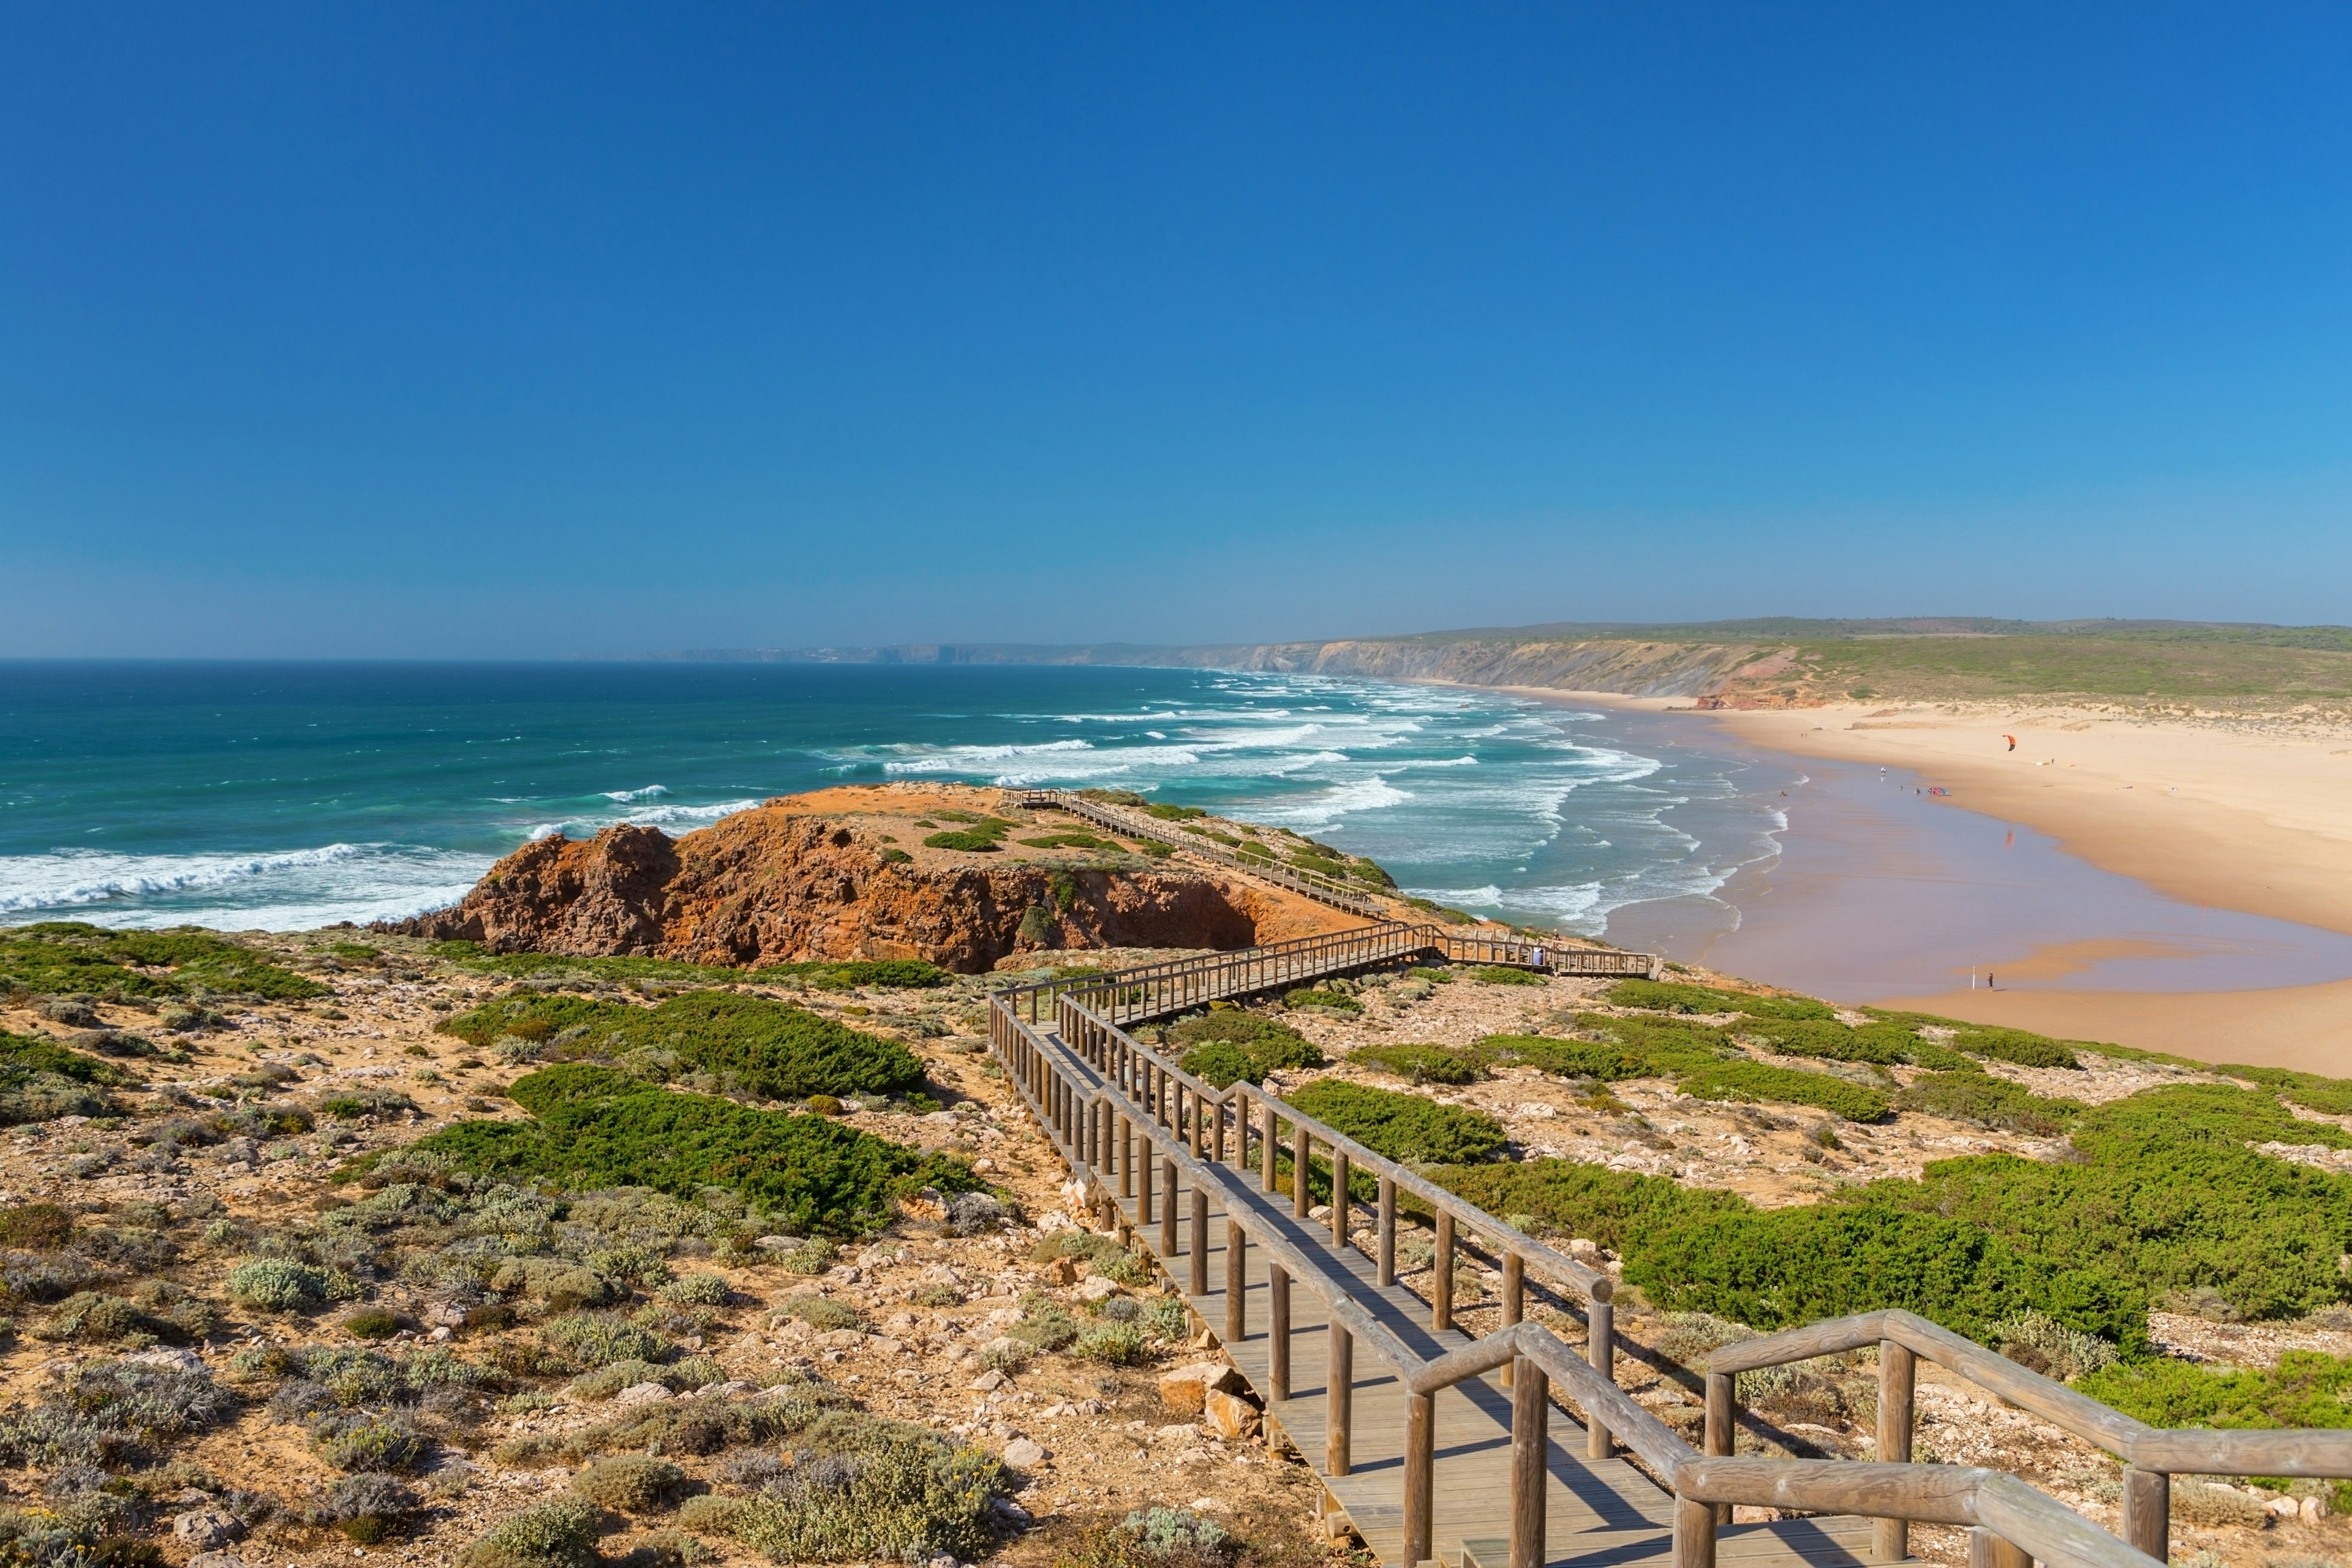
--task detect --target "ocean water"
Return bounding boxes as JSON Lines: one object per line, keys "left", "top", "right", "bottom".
{"left": 0, "top": 662, "right": 1796, "bottom": 940}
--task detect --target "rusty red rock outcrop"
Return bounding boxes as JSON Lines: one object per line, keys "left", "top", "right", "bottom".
{"left": 394, "top": 799, "right": 1348, "bottom": 972}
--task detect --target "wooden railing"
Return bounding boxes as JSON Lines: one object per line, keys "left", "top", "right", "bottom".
{"left": 1706, "top": 1309, "right": 2352, "bottom": 1566}
{"left": 978, "top": 918, "right": 2288, "bottom": 1568}
{"left": 1006, "top": 787, "right": 1391, "bottom": 916}
{"left": 995, "top": 918, "right": 1654, "bottom": 1031}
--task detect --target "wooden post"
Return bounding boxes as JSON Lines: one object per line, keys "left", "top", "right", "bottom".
{"left": 1509, "top": 1357, "right": 1548, "bottom": 1568}
{"left": 1327, "top": 1322, "right": 1354, "bottom": 1476}
{"left": 1433, "top": 1212, "right": 1455, "bottom": 1332}
{"left": 1505, "top": 1260, "right": 1524, "bottom": 1392}
{"left": 1261, "top": 1100, "right": 1278, "bottom": 1191}
{"left": 1673, "top": 1494, "right": 1717, "bottom": 1568}
{"left": 2120, "top": 1468, "right": 2168, "bottom": 1564}
{"left": 1212, "top": 1093, "right": 1226, "bottom": 1163}
{"left": 1139, "top": 1141, "right": 1155, "bottom": 1225}
{"left": 1225, "top": 1219, "right": 1246, "bottom": 1346}
{"left": 1587, "top": 1297, "right": 1615, "bottom": 1460}
{"left": 1403, "top": 1390, "right": 1436, "bottom": 1568}
{"left": 1120, "top": 1113, "right": 1134, "bottom": 1199}
{"left": 1378, "top": 1177, "right": 1396, "bottom": 1286}
{"left": 1967, "top": 1528, "right": 2031, "bottom": 1568}
{"left": 1703, "top": 1370, "right": 1733, "bottom": 1525}
{"left": 1189, "top": 1186, "right": 1210, "bottom": 1298}
{"left": 1268, "top": 1264, "right": 1290, "bottom": 1400}
{"left": 1294, "top": 1123, "right": 1312, "bottom": 1216}
{"left": 1875, "top": 1340, "right": 1916, "bottom": 1564}
{"left": 1161, "top": 1158, "right": 1178, "bottom": 1259}
{"left": 1330, "top": 1150, "right": 1350, "bottom": 1245}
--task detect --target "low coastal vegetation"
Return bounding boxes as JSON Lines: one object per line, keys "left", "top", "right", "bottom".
{"left": 0, "top": 921, "right": 329, "bottom": 1001}
{"left": 407, "top": 1064, "right": 979, "bottom": 1234}
{"left": 437, "top": 987, "right": 927, "bottom": 1100}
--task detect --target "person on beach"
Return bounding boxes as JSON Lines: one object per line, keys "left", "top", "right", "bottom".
{"left": 1987, "top": 972, "right": 1996, "bottom": 990}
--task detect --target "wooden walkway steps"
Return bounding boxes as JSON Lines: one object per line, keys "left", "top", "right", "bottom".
{"left": 1033, "top": 1008, "right": 1880, "bottom": 1568}
{"left": 985, "top": 871, "right": 2231, "bottom": 1568}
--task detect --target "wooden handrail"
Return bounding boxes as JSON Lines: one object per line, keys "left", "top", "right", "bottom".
{"left": 1008, "top": 788, "right": 1390, "bottom": 915}
{"left": 1058, "top": 990, "right": 1616, "bottom": 1309}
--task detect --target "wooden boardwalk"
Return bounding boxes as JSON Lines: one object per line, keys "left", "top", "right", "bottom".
{"left": 985, "top": 888, "right": 2209, "bottom": 1568}
{"left": 1031, "top": 1014, "right": 1883, "bottom": 1568}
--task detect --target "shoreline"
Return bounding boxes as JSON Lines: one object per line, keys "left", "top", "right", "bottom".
{"left": 1457, "top": 682, "right": 2352, "bottom": 1073}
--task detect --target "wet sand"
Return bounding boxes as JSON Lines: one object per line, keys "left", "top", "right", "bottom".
{"left": 1479, "top": 686, "right": 2352, "bottom": 1073}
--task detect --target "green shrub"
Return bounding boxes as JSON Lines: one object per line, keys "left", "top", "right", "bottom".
{"left": 315, "top": 1413, "right": 431, "bottom": 1473}
{"left": 726, "top": 1419, "right": 1008, "bottom": 1564}
{"left": 1605, "top": 979, "right": 1834, "bottom": 1019}
{"left": 1896, "top": 1071, "right": 2084, "bottom": 1134}
{"left": 1471, "top": 965, "right": 1544, "bottom": 987}
{"left": 0, "top": 922, "right": 328, "bottom": 1001}
{"left": 1169, "top": 1013, "right": 1321, "bottom": 1087}
{"left": 1676, "top": 1061, "right": 1891, "bottom": 1123}
{"left": 573, "top": 1453, "right": 688, "bottom": 1512}
{"left": 1990, "top": 1310, "right": 2122, "bottom": 1381}
{"left": 1141, "top": 802, "right": 1205, "bottom": 821}
{"left": 1284, "top": 987, "right": 1359, "bottom": 1011}
{"left": 1009, "top": 1300, "right": 1080, "bottom": 1352}
{"left": 1477, "top": 1035, "right": 1645, "bottom": 1081}
{"left": 1351, "top": 1041, "right": 1488, "bottom": 1085}
{"left": 2075, "top": 1349, "right": 2352, "bottom": 1429}
{"left": 1864, "top": 1011, "right": 2087, "bottom": 1070}
{"left": 1289, "top": 1080, "right": 1507, "bottom": 1165}
{"left": 1738, "top": 1018, "right": 1927, "bottom": 1066}
{"left": 1437, "top": 1160, "right": 1746, "bottom": 1256}
{"left": 545, "top": 1312, "right": 674, "bottom": 1370}
{"left": 1631, "top": 1202, "right": 2146, "bottom": 1352}
{"left": 413, "top": 1066, "right": 979, "bottom": 1235}
{"left": 779, "top": 1294, "right": 862, "bottom": 1332}
{"left": 1068, "top": 1506, "right": 1238, "bottom": 1568}
{"left": 753, "top": 960, "right": 947, "bottom": 990}
{"left": 458, "top": 1495, "right": 609, "bottom": 1568}
{"left": 342, "top": 1308, "right": 402, "bottom": 1340}
{"left": 439, "top": 990, "right": 924, "bottom": 1099}
{"left": 225, "top": 1257, "right": 355, "bottom": 1312}
{"left": 923, "top": 829, "right": 1003, "bottom": 852}
{"left": 1074, "top": 1321, "right": 1153, "bottom": 1365}
{"left": 659, "top": 1271, "right": 732, "bottom": 1306}
{"left": 1567, "top": 1014, "right": 1741, "bottom": 1074}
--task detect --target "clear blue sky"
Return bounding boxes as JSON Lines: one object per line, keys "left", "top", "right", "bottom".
{"left": 4, "top": 4, "right": 2348, "bottom": 657}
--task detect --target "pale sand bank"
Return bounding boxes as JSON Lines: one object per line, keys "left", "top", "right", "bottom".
{"left": 1469, "top": 686, "right": 2352, "bottom": 1072}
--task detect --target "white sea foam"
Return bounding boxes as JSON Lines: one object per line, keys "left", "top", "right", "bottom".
{"left": 0, "top": 843, "right": 492, "bottom": 932}
{"left": 603, "top": 785, "right": 669, "bottom": 802}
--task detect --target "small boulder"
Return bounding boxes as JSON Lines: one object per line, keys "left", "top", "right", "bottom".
{"left": 612, "top": 1382, "right": 674, "bottom": 1408}
{"left": 1074, "top": 1275, "right": 1122, "bottom": 1303}
{"left": 1204, "top": 1387, "right": 1261, "bottom": 1442}
{"left": 968, "top": 1369, "right": 1008, "bottom": 1392}
{"left": 172, "top": 1510, "right": 244, "bottom": 1551}
{"left": 124, "top": 1347, "right": 205, "bottom": 1374}
{"left": 189, "top": 1556, "right": 249, "bottom": 1568}
{"left": 1157, "top": 1361, "right": 1243, "bottom": 1413}
{"left": 1039, "top": 1257, "right": 1079, "bottom": 1287}
{"left": 1002, "top": 1436, "right": 1049, "bottom": 1468}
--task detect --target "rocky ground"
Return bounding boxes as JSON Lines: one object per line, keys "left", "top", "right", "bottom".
{"left": 0, "top": 937, "right": 2341, "bottom": 1567}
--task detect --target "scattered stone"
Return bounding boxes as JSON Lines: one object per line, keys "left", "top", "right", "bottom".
{"left": 1040, "top": 1256, "right": 1078, "bottom": 1286}
{"left": 1002, "top": 1436, "right": 1049, "bottom": 1468}
{"left": 968, "top": 1369, "right": 1008, "bottom": 1392}
{"left": 172, "top": 1510, "right": 244, "bottom": 1551}
{"left": 1204, "top": 1387, "right": 1261, "bottom": 1442}
{"left": 1158, "top": 1360, "right": 1244, "bottom": 1412}
{"left": 188, "top": 1556, "right": 247, "bottom": 1568}
{"left": 124, "top": 1346, "right": 205, "bottom": 1374}
{"left": 698, "top": 1380, "right": 758, "bottom": 1399}
{"left": 611, "top": 1382, "right": 674, "bottom": 1408}
{"left": 1075, "top": 1275, "right": 1122, "bottom": 1302}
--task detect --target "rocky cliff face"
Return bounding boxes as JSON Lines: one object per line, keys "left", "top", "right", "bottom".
{"left": 394, "top": 795, "right": 1344, "bottom": 972}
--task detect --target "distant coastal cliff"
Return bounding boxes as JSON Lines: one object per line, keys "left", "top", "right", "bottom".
{"left": 628, "top": 617, "right": 2352, "bottom": 714}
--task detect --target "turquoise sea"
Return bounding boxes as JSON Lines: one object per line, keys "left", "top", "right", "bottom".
{"left": 0, "top": 661, "right": 1799, "bottom": 941}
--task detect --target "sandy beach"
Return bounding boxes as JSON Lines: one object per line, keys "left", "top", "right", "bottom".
{"left": 1478, "top": 686, "right": 2352, "bottom": 1073}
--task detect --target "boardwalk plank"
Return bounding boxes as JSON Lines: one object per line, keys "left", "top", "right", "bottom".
{"left": 1006, "top": 967, "right": 1899, "bottom": 1568}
